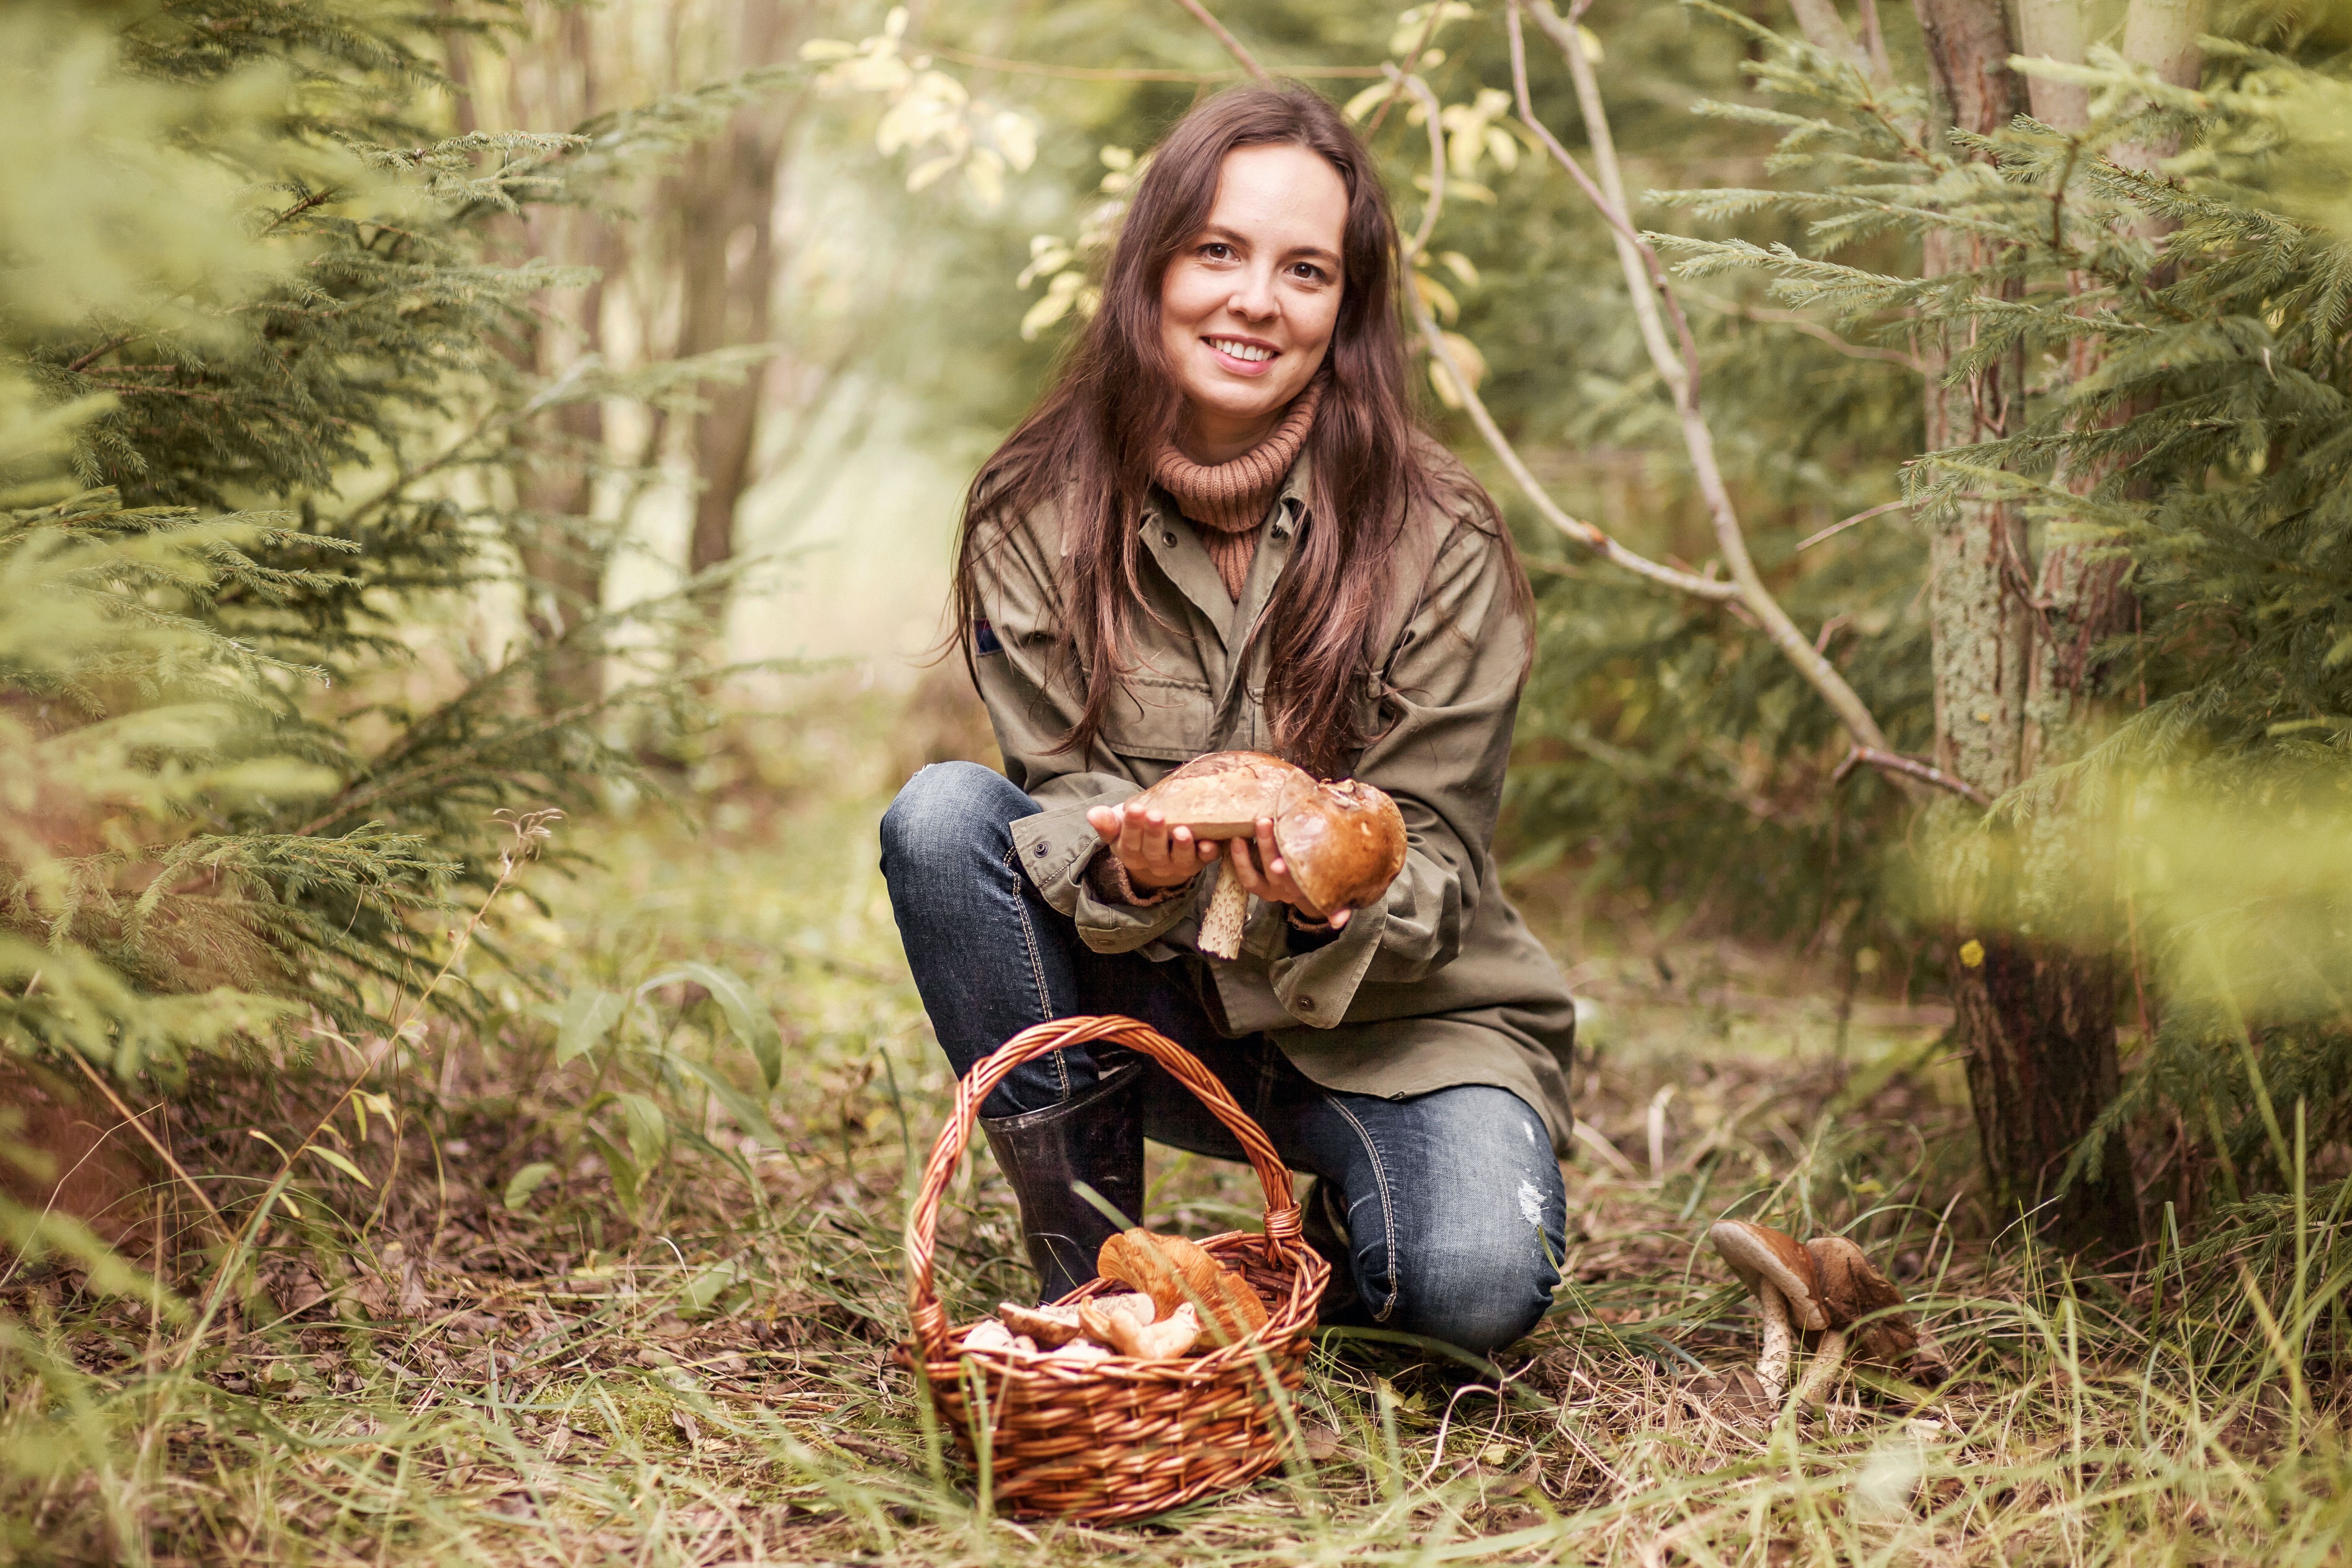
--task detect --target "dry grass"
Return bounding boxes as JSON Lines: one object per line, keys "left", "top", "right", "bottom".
{"left": 3, "top": 689, "right": 2346, "bottom": 1566}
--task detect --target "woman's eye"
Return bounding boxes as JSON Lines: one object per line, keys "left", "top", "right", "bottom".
{"left": 1202, "top": 242, "right": 1234, "bottom": 260}
{"left": 1289, "top": 263, "right": 1327, "bottom": 282}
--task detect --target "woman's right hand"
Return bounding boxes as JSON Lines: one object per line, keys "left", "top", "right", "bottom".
{"left": 1086, "top": 800, "right": 1223, "bottom": 890}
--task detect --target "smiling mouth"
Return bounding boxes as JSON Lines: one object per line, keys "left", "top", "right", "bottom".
{"left": 1206, "top": 336, "right": 1275, "bottom": 364}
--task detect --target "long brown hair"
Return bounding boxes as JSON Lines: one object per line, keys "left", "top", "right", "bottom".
{"left": 954, "top": 82, "right": 1521, "bottom": 778}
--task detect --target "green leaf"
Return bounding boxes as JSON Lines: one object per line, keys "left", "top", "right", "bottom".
{"left": 674, "top": 1057, "right": 788, "bottom": 1150}
{"left": 618, "top": 1091, "right": 670, "bottom": 1172}
{"left": 646, "top": 962, "right": 783, "bottom": 1088}
{"left": 556, "top": 987, "right": 627, "bottom": 1066}
{"left": 681, "top": 1259, "right": 743, "bottom": 1314}
{"left": 503, "top": 1161, "right": 557, "bottom": 1211}
{"left": 304, "top": 1145, "right": 372, "bottom": 1187}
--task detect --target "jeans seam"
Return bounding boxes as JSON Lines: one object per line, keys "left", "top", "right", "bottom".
{"left": 1326, "top": 1096, "right": 1400, "bottom": 1324}
{"left": 1001, "top": 843, "right": 1068, "bottom": 1098}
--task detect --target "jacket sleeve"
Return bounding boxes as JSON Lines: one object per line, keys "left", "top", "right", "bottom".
{"left": 1264, "top": 513, "right": 1525, "bottom": 1025}
{"left": 967, "top": 516, "right": 1198, "bottom": 954}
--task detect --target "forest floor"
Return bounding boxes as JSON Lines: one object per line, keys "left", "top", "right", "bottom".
{"left": 2, "top": 687, "right": 2342, "bottom": 1565}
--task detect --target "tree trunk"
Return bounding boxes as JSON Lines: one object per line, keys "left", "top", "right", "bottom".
{"left": 468, "top": 4, "right": 616, "bottom": 712}
{"left": 1911, "top": 0, "right": 2140, "bottom": 1251}
{"left": 672, "top": 0, "right": 802, "bottom": 609}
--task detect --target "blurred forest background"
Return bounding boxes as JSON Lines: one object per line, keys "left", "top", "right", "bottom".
{"left": 8, "top": 0, "right": 2352, "bottom": 1562}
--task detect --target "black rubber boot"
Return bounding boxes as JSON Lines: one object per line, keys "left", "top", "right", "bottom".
{"left": 979, "top": 1058, "right": 1146, "bottom": 1303}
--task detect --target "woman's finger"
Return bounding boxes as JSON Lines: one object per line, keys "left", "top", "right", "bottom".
{"left": 1224, "top": 835, "right": 1267, "bottom": 897}
{"left": 1088, "top": 803, "right": 1126, "bottom": 844}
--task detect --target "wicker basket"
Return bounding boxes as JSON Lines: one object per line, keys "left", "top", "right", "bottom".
{"left": 901, "top": 1014, "right": 1331, "bottom": 1522}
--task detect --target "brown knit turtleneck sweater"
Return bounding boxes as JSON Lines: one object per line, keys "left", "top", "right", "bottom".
{"left": 1153, "top": 379, "right": 1323, "bottom": 600}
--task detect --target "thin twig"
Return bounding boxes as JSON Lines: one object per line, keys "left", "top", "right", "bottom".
{"left": 1393, "top": 66, "right": 1445, "bottom": 268}
{"left": 67, "top": 1056, "right": 232, "bottom": 1241}
{"left": 1365, "top": 5, "right": 1449, "bottom": 134}
{"left": 924, "top": 46, "right": 1379, "bottom": 82}
{"left": 1679, "top": 287, "right": 1928, "bottom": 372}
{"left": 1833, "top": 746, "right": 1990, "bottom": 806}
{"left": 1798, "top": 498, "right": 1911, "bottom": 551}
{"left": 1170, "top": 0, "right": 1269, "bottom": 81}
{"left": 64, "top": 334, "right": 135, "bottom": 375}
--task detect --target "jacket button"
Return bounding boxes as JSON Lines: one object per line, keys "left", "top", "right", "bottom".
{"left": 1298, "top": 995, "right": 1316, "bottom": 1011}
{"left": 1163, "top": 531, "right": 1177, "bottom": 546}
{"left": 1032, "top": 843, "right": 1047, "bottom": 856}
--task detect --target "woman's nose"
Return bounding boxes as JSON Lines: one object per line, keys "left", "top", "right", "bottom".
{"left": 1226, "top": 268, "right": 1279, "bottom": 320}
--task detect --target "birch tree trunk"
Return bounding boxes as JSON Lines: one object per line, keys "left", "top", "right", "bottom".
{"left": 1911, "top": 0, "right": 2140, "bottom": 1251}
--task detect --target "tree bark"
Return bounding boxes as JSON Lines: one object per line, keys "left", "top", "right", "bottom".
{"left": 672, "top": 0, "right": 803, "bottom": 607}
{"left": 1911, "top": 0, "right": 2140, "bottom": 1251}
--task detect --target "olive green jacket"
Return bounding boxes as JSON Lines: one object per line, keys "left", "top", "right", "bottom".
{"left": 971, "top": 446, "right": 1578, "bottom": 1153}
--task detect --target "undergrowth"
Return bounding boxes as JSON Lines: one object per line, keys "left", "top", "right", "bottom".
{"left": 2, "top": 690, "right": 2346, "bottom": 1566}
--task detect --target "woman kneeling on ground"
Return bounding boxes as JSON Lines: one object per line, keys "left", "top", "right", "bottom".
{"left": 881, "top": 83, "right": 1578, "bottom": 1355}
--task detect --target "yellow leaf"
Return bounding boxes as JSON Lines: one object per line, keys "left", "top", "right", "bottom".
{"left": 1412, "top": 270, "right": 1460, "bottom": 325}
{"left": 1960, "top": 939, "right": 1986, "bottom": 968}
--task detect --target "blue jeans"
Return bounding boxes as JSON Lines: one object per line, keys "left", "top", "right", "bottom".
{"left": 879, "top": 761, "right": 1566, "bottom": 1354}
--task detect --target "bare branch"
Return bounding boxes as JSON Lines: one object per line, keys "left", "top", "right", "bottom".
{"left": 1512, "top": 0, "right": 1899, "bottom": 758}
{"left": 1415, "top": 306, "right": 1740, "bottom": 603}
{"left": 1511, "top": 2, "right": 1703, "bottom": 398}
{"left": 1834, "top": 745, "right": 1991, "bottom": 806}
{"left": 1392, "top": 66, "right": 1445, "bottom": 268}
{"left": 1365, "top": 5, "right": 1449, "bottom": 134}
{"left": 926, "top": 46, "right": 1382, "bottom": 83}
{"left": 1388, "top": 69, "right": 1736, "bottom": 605}
{"left": 1797, "top": 497, "right": 1910, "bottom": 550}
{"left": 1169, "top": 0, "right": 1270, "bottom": 82}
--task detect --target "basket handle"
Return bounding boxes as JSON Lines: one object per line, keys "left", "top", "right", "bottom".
{"left": 903, "top": 1014, "right": 1306, "bottom": 1362}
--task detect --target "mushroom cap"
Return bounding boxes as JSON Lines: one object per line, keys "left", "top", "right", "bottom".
{"left": 1128, "top": 751, "right": 1314, "bottom": 839}
{"left": 1710, "top": 1220, "right": 1828, "bottom": 1332}
{"left": 1277, "top": 777, "right": 1408, "bottom": 916}
{"left": 1805, "top": 1235, "right": 1942, "bottom": 1376}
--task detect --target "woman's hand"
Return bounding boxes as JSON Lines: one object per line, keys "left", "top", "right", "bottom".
{"left": 1226, "top": 818, "right": 1353, "bottom": 931}
{"left": 1086, "top": 801, "right": 1222, "bottom": 890}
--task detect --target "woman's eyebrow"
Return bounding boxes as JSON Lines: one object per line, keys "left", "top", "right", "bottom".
{"left": 1197, "top": 224, "right": 1339, "bottom": 266}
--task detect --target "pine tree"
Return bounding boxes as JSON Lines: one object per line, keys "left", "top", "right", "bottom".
{"left": 2, "top": 0, "right": 789, "bottom": 1088}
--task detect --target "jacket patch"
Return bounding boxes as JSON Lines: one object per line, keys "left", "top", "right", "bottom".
{"left": 973, "top": 617, "right": 1003, "bottom": 655}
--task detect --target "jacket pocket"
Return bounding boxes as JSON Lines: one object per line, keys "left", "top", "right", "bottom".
{"left": 1099, "top": 675, "right": 1212, "bottom": 761}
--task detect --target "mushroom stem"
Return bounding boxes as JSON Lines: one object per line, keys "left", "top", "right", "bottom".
{"left": 1199, "top": 859, "right": 1248, "bottom": 960}
{"left": 1755, "top": 1280, "right": 1794, "bottom": 1400}
{"left": 1795, "top": 1326, "right": 1850, "bottom": 1409}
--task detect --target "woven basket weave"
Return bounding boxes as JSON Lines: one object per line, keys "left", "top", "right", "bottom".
{"left": 902, "top": 1014, "right": 1331, "bottom": 1522}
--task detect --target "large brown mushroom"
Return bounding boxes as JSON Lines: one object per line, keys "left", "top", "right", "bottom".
{"left": 1123, "top": 750, "right": 1406, "bottom": 959}
{"left": 1709, "top": 1220, "right": 1827, "bottom": 1401}
{"left": 1793, "top": 1235, "right": 1948, "bottom": 1406}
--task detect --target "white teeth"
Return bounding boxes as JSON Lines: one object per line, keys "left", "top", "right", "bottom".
{"left": 1209, "top": 338, "right": 1272, "bottom": 363}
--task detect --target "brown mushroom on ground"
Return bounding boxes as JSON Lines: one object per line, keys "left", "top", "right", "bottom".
{"left": 1794, "top": 1235, "right": 1949, "bottom": 1406}
{"left": 1709, "top": 1220, "right": 1828, "bottom": 1402}
{"left": 1122, "top": 751, "right": 1406, "bottom": 959}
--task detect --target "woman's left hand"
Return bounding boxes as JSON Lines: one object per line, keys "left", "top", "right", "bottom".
{"left": 1224, "top": 819, "right": 1352, "bottom": 931}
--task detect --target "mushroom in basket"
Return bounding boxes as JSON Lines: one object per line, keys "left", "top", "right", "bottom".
{"left": 952, "top": 1229, "right": 1273, "bottom": 1364}
{"left": 1122, "top": 751, "right": 1407, "bottom": 959}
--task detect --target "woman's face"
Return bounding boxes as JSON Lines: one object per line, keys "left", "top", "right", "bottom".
{"left": 1158, "top": 142, "right": 1348, "bottom": 464}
